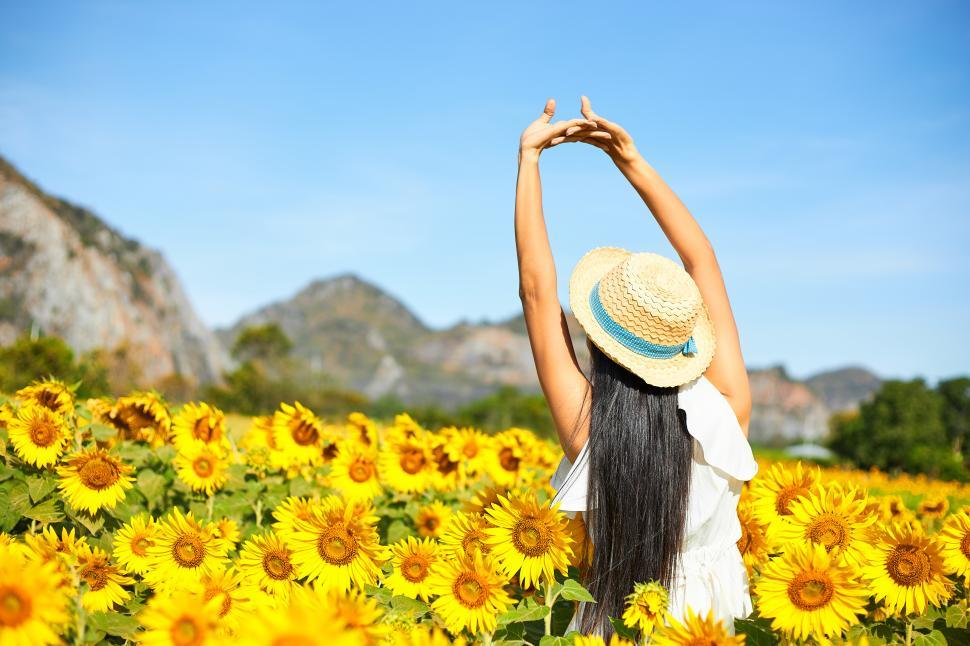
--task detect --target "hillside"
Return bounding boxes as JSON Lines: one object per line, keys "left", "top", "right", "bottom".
{"left": 221, "top": 275, "right": 880, "bottom": 443}
{"left": 0, "top": 156, "right": 226, "bottom": 384}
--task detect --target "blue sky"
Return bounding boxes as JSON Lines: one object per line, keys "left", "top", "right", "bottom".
{"left": 2, "top": 1, "right": 968, "bottom": 381}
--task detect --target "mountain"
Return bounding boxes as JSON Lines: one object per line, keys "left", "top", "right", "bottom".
{"left": 222, "top": 274, "right": 880, "bottom": 443}
{"left": 0, "top": 156, "right": 226, "bottom": 384}
{"left": 218, "top": 274, "right": 590, "bottom": 403}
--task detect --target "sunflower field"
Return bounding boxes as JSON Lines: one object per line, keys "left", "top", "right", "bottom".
{"left": 1, "top": 379, "right": 970, "bottom": 645}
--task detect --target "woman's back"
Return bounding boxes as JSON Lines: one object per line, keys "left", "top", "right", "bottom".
{"left": 549, "top": 374, "right": 758, "bottom": 631}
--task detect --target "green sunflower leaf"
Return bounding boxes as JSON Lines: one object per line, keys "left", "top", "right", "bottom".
{"left": 557, "top": 578, "right": 595, "bottom": 603}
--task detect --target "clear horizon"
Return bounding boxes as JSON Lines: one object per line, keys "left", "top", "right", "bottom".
{"left": 2, "top": 1, "right": 968, "bottom": 382}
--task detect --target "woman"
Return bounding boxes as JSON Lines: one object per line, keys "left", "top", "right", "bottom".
{"left": 514, "top": 96, "right": 758, "bottom": 637}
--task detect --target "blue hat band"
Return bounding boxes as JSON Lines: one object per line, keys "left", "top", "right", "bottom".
{"left": 589, "top": 281, "right": 698, "bottom": 359}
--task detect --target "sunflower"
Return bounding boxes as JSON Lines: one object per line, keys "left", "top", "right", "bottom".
{"left": 748, "top": 461, "right": 820, "bottom": 531}
{"left": 415, "top": 501, "right": 453, "bottom": 539}
{"left": 114, "top": 391, "right": 171, "bottom": 446}
{"left": 385, "top": 536, "right": 440, "bottom": 601}
{"left": 442, "top": 427, "right": 491, "bottom": 477}
{"left": 273, "top": 402, "right": 327, "bottom": 466}
{"left": 241, "top": 415, "right": 278, "bottom": 451}
{"left": 76, "top": 545, "right": 132, "bottom": 613}
{"left": 272, "top": 496, "right": 321, "bottom": 539}
{"left": 429, "top": 435, "right": 466, "bottom": 492}
{"left": 773, "top": 484, "right": 875, "bottom": 567}
{"left": 463, "top": 484, "right": 512, "bottom": 515}
{"left": 138, "top": 591, "right": 222, "bottom": 646}
{"left": 939, "top": 510, "right": 970, "bottom": 582}
{"left": 287, "top": 495, "right": 388, "bottom": 591}
{"left": 651, "top": 607, "right": 744, "bottom": 646}
{"left": 198, "top": 566, "right": 261, "bottom": 633}
{"left": 113, "top": 514, "right": 158, "bottom": 575}
{"left": 233, "top": 584, "right": 360, "bottom": 645}
{"left": 388, "top": 625, "right": 454, "bottom": 646}
{"left": 862, "top": 522, "right": 953, "bottom": 616}
{"left": 483, "top": 492, "right": 572, "bottom": 588}
{"left": 172, "top": 402, "right": 229, "bottom": 452}
{"left": 564, "top": 512, "right": 593, "bottom": 568}
{"left": 57, "top": 448, "right": 134, "bottom": 514}
{"left": 379, "top": 437, "right": 433, "bottom": 494}
{"left": 143, "top": 508, "right": 231, "bottom": 591}
{"left": 237, "top": 531, "right": 298, "bottom": 598}
{"left": 755, "top": 541, "right": 870, "bottom": 640}
{"left": 917, "top": 494, "right": 950, "bottom": 520}
{"left": 439, "top": 511, "right": 493, "bottom": 558}
{"left": 15, "top": 379, "right": 74, "bottom": 419}
{"left": 345, "top": 411, "right": 378, "bottom": 448}
{"left": 622, "top": 580, "right": 670, "bottom": 636}
{"left": 25, "top": 525, "right": 88, "bottom": 568}
{"left": 323, "top": 585, "right": 389, "bottom": 644}
{"left": 428, "top": 551, "right": 512, "bottom": 635}
{"left": 485, "top": 433, "right": 526, "bottom": 487}
{"left": 573, "top": 637, "right": 636, "bottom": 646}
{"left": 736, "top": 502, "right": 770, "bottom": 575}
{"left": 7, "top": 403, "right": 72, "bottom": 467}
{"left": 878, "top": 495, "right": 916, "bottom": 524}
{"left": 329, "top": 443, "right": 383, "bottom": 501}
{"left": 0, "top": 543, "right": 69, "bottom": 645}
{"left": 214, "top": 518, "right": 240, "bottom": 547}
{"left": 174, "top": 443, "right": 230, "bottom": 495}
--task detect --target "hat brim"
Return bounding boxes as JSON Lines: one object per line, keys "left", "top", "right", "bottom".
{"left": 568, "top": 247, "right": 717, "bottom": 388}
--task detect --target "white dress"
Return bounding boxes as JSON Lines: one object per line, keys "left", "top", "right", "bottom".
{"left": 549, "top": 375, "right": 759, "bottom": 634}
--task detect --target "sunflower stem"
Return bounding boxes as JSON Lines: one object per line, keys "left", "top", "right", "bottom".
{"left": 905, "top": 620, "right": 913, "bottom": 646}
{"left": 480, "top": 632, "right": 492, "bottom": 646}
{"left": 254, "top": 499, "right": 263, "bottom": 528}
{"left": 544, "top": 574, "right": 556, "bottom": 635}
{"left": 71, "top": 564, "right": 86, "bottom": 643}
{"left": 206, "top": 493, "right": 214, "bottom": 521}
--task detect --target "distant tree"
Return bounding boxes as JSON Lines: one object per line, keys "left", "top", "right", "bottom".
{"left": 938, "top": 377, "right": 970, "bottom": 457}
{"left": 0, "top": 334, "right": 109, "bottom": 398}
{"left": 232, "top": 324, "right": 293, "bottom": 363}
{"left": 828, "top": 379, "right": 966, "bottom": 480}
{"left": 455, "top": 386, "right": 555, "bottom": 438}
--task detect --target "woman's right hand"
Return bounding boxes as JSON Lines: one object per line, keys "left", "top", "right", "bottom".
{"left": 558, "top": 96, "right": 641, "bottom": 166}
{"left": 519, "top": 98, "right": 597, "bottom": 162}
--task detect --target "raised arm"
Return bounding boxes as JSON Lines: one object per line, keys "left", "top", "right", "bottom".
{"left": 515, "top": 99, "right": 598, "bottom": 460}
{"left": 569, "top": 96, "right": 752, "bottom": 433}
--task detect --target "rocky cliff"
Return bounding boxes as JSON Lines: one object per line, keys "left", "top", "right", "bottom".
{"left": 0, "top": 156, "right": 226, "bottom": 384}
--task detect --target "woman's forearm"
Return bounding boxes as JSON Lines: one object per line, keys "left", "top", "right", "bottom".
{"left": 515, "top": 152, "right": 557, "bottom": 301}
{"left": 615, "top": 155, "right": 716, "bottom": 273}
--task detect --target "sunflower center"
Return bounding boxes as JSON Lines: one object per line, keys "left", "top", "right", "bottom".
{"left": 737, "top": 527, "right": 751, "bottom": 554}
{"left": 775, "top": 486, "right": 808, "bottom": 516}
{"left": 316, "top": 527, "right": 359, "bottom": 565}
{"left": 263, "top": 551, "right": 293, "bottom": 580}
{"left": 349, "top": 459, "right": 374, "bottom": 483}
{"left": 132, "top": 535, "right": 152, "bottom": 556}
{"left": 454, "top": 573, "right": 487, "bottom": 608}
{"left": 170, "top": 615, "right": 205, "bottom": 646}
{"left": 127, "top": 406, "right": 157, "bottom": 430}
{"left": 193, "top": 456, "right": 215, "bottom": 478}
{"left": 499, "top": 447, "right": 520, "bottom": 472}
{"left": 786, "top": 572, "right": 834, "bottom": 611}
{"left": 401, "top": 554, "right": 430, "bottom": 582}
{"left": 399, "top": 448, "right": 426, "bottom": 475}
{"left": 806, "top": 513, "right": 848, "bottom": 551}
{"left": 462, "top": 531, "right": 489, "bottom": 556}
{"left": 0, "top": 586, "right": 31, "bottom": 627}
{"left": 28, "top": 417, "right": 59, "bottom": 448}
{"left": 422, "top": 517, "right": 441, "bottom": 533}
{"left": 81, "top": 564, "right": 109, "bottom": 591}
{"left": 961, "top": 532, "right": 970, "bottom": 560}
{"left": 193, "top": 418, "right": 219, "bottom": 442}
{"left": 462, "top": 442, "right": 478, "bottom": 458}
{"left": 36, "top": 390, "right": 61, "bottom": 411}
{"left": 513, "top": 518, "right": 552, "bottom": 557}
{"left": 887, "top": 544, "right": 930, "bottom": 586}
{"left": 79, "top": 457, "right": 120, "bottom": 490}
{"left": 291, "top": 420, "right": 319, "bottom": 446}
{"left": 172, "top": 534, "right": 206, "bottom": 569}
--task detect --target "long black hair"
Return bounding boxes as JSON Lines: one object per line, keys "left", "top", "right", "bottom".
{"left": 576, "top": 342, "right": 694, "bottom": 637}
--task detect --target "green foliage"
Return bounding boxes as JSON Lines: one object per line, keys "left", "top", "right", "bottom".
{"left": 454, "top": 386, "right": 555, "bottom": 438}
{"left": 0, "top": 333, "right": 109, "bottom": 398}
{"left": 231, "top": 323, "right": 293, "bottom": 362}
{"left": 828, "top": 378, "right": 970, "bottom": 480}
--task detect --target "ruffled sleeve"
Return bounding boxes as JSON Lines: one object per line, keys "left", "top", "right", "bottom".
{"left": 549, "top": 442, "right": 590, "bottom": 512}
{"left": 677, "top": 376, "right": 758, "bottom": 482}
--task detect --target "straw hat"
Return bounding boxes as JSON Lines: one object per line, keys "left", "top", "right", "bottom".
{"left": 569, "top": 247, "right": 716, "bottom": 388}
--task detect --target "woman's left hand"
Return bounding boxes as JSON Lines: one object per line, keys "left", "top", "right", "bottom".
{"left": 519, "top": 98, "right": 597, "bottom": 160}
{"left": 550, "top": 96, "right": 641, "bottom": 166}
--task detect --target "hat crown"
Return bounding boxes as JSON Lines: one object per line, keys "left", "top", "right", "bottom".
{"left": 597, "top": 253, "right": 702, "bottom": 346}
